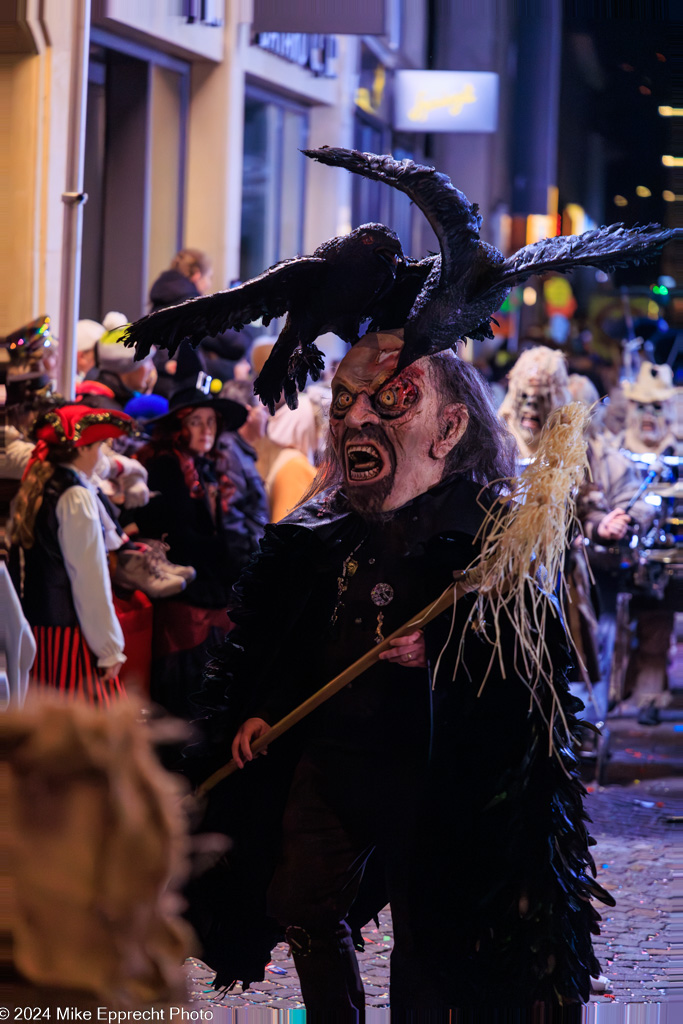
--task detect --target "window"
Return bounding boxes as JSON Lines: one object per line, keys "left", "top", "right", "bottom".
{"left": 81, "top": 32, "right": 189, "bottom": 320}
{"left": 353, "top": 114, "right": 415, "bottom": 253}
{"left": 240, "top": 89, "right": 309, "bottom": 284}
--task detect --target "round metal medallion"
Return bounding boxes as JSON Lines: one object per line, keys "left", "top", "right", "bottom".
{"left": 371, "top": 583, "right": 394, "bottom": 607}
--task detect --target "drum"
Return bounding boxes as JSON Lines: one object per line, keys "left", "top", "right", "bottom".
{"left": 634, "top": 546, "right": 683, "bottom": 606}
{"left": 586, "top": 536, "right": 641, "bottom": 580}
{"left": 641, "top": 547, "right": 683, "bottom": 571}
{"left": 648, "top": 481, "right": 683, "bottom": 500}
{"left": 663, "top": 516, "right": 683, "bottom": 546}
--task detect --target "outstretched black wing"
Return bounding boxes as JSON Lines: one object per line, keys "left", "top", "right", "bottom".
{"left": 480, "top": 222, "right": 682, "bottom": 297}
{"left": 304, "top": 147, "right": 482, "bottom": 277}
{"left": 123, "top": 257, "right": 328, "bottom": 360}
{"left": 428, "top": 222, "right": 682, "bottom": 351}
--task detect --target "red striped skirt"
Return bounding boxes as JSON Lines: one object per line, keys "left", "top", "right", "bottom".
{"left": 30, "top": 625, "right": 126, "bottom": 706}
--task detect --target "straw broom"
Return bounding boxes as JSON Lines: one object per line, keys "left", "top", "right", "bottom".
{"left": 446, "top": 400, "right": 592, "bottom": 750}
{"left": 195, "top": 401, "right": 590, "bottom": 798}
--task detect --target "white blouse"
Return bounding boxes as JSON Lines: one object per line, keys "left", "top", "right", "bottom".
{"left": 55, "top": 476, "right": 126, "bottom": 668}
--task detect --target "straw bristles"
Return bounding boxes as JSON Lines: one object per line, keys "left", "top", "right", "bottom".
{"left": 452, "top": 402, "right": 591, "bottom": 744}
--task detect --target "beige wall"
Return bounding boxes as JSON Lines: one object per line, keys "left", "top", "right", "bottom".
{"left": 1, "top": 51, "right": 41, "bottom": 333}
{"left": 3, "top": 0, "right": 432, "bottom": 341}
{"left": 3, "top": 0, "right": 226, "bottom": 340}
{"left": 1, "top": 0, "right": 80, "bottom": 337}
{"left": 148, "top": 64, "right": 183, "bottom": 293}
{"left": 183, "top": 3, "right": 243, "bottom": 290}
{"left": 184, "top": 5, "right": 359, "bottom": 287}
{"left": 304, "top": 33, "right": 359, "bottom": 252}
{"left": 92, "top": 0, "right": 224, "bottom": 62}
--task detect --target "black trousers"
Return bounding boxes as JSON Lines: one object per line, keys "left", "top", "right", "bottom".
{"left": 266, "top": 741, "right": 427, "bottom": 1015}
{"left": 265, "top": 741, "right": 586, "bottom": 1022}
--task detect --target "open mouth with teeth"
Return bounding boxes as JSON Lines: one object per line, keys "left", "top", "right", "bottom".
{"left": 345, "top": 442, "right": 387, "bottom": 482}
{"left": 520, "top": 413, "right": 542, "bottom": 431}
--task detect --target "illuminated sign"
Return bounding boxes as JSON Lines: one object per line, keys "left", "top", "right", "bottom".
{"left": 395, "top": 70, "right": 498, "bottom": 133}
{"left": 355, "top": 65, "right": 387, "bottom": 117}
{"left": 255, "top": 32, "right": 337, "bottom": 77}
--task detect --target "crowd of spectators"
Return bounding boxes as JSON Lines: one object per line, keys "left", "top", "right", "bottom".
{"left": 1, "top": 250, "right": 326, "bottom": 714}
{"left": 2, "top": 250, "right": 680, "bottom": 730}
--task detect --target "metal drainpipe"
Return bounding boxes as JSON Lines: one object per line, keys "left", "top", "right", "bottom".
{"left": 57, "top": 0, "right": 91, "bottom": 400}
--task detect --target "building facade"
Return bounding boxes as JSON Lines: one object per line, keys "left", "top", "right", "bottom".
{"left": 11, "top": 2, "right": 638, "bottom": 391}
{"left": 3, "top": 1, "right": 441, "bottom": 387}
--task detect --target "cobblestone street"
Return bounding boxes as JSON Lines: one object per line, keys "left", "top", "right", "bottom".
{"left": 185, "top": 702, "right": 683, "bottom": 1019}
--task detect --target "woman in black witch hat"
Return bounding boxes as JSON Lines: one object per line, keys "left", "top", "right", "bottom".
{"left": 132, "top": 362, "right": 246, "bottom": 718}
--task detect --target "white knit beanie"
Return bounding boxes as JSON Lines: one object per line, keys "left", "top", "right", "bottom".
{"left": 76, "top": 319, "right": 105, "bottom": 353}
{"left": 102, "top": 311, "right": 129, "bottom": 332}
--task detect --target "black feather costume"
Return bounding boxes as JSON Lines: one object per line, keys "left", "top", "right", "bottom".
{"left": 183, "top": 479, "right": 614, "bottom": 1010}
{"left": 133, "top": 147, "right": 651, "bottom": 1011}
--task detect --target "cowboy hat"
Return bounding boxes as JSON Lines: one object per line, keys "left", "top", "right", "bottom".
{"left": 623, "top": 362, "right": 675, "bottom": 403}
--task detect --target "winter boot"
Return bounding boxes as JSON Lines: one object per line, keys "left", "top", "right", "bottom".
{"left": 142, "top": 537, "right": 197, "bottom": 583}
{"left": 113, "top": 546, "right": 186, "bottom": 599}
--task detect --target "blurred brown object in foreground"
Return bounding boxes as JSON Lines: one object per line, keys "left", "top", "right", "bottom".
{"left": 0, "top": 697, "right": 194, "bottom": 1008}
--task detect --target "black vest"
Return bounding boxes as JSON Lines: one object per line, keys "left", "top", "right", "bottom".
{"left": 13, "top": 466, "right": 90, "bottom": 628}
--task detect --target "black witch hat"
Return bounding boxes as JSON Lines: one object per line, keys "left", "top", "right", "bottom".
{"left": 162, "top": 382, "right": 247, "bottom": 429}
{"left": 144, "top": 343, "right": 246, "bottom": 431}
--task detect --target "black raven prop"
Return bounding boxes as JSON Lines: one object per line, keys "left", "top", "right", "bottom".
{"left": 122, "top": 224, "right": 404, "bottom": 412}
{"left": 304, "top": 147, "right": 682, "bottom": 370}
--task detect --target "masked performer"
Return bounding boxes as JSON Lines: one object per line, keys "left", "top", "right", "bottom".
{"left": 621, "top": 361, "right": 677, "bottom": 458}
{"left": 501, "top": 349, "right": 654, "bottom": 542}
{"left": 616, "top": 363, "right": 679, "bottom": 712}
{"left": 8, "top": 405, "right": 133, "bottom": 704}
{"left": 123, "top": 149, "right": 679, "bottom": 1014}
{"left": 182, "top": 334, "right": 608, "bottom": 1016}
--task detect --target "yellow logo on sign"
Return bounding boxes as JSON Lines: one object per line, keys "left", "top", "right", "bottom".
{"left": 355, "top": 66, "right": 386, "bottom": 115}
{"left": 408, "top": 83, "right": 477, "bottom": 122}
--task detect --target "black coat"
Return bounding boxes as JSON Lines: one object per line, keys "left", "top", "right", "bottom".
{"left": 82, "top": 368, "right": 135, "bottom": 412}
{"left": 148, "top": 273, "right": 251, "bottom": 391}
{"left": 185, "top": 474, "right": 612, "bottom": 1007}
{"left": 148, "top": 272, "right": 202, "bottom": 397}
{"left": 132, "top": 450, "right": 237, "bottom": 608}
{"left": 149, "top": 269, "right": 200, "bottom": 313}
{"left": 215, "top": 433, "right": 268, "bottom": 578}
{"left": 10, "top": 467, "right": 84, "bottom": 627}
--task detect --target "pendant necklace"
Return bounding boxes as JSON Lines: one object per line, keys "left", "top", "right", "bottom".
{"left": 330, "top": 538, "right": 365, "bottom": 625}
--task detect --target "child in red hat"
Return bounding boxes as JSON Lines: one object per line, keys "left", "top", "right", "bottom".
{"left": 9, "top": 405, "right": 134, "bottom": 704}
